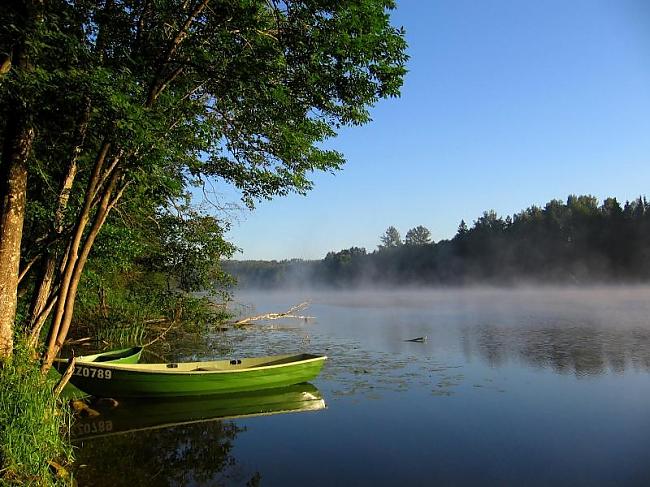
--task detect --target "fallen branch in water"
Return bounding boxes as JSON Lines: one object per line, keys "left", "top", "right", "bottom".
{"left": 64, "top": 337, "right": 91, "bottom": 346}
{"left": 143, "top": 319, "right": 178, "bottom": 347}
{"left": 231, "top": 301, "right": 315, "bottom": 326}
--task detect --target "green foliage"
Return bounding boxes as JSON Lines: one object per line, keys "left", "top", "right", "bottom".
{"left": 74, "top": 267, "right": 232, "bottom": 348}
{"left": 227, "top": 195, "right": 650, "bottom": 287}
{"left": 141, "top": 206, "right": 237, "bottom": 293}
{"left": 222, "top": 259, "right": 317, "bottom": 289}
{"left": 3, "top": 0, "right": 408, "bottom": 215}
{"left": 1, "top": 0, "right": 407, "bottom": 346}
{"left": 0, "top": 343, "right": 73, "bottom": 486}
{"left": 1, "top": 0, "right": 407, "bottom": 482}
{"left": 323, "top": 247, "right": 368, "bottom": 285}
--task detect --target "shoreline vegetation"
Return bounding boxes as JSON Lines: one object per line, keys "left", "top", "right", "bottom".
{"left": 225, "top": 195, "right": 650, "bottom": 289}
{"left": 0, "top": 0, "right": 407, "bottom": 482}
{"left": 0, "top": 342, "right": 73, "bottom": 485}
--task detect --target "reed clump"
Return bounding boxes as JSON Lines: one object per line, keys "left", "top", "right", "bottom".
{"left": 0, "top": 342, "right": 73, "bottom": 486}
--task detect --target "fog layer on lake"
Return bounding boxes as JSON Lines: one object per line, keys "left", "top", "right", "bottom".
{"left": 221, "top": 286, "right": 650, "bottom": 486}
{"left": 76, "top": 286, "right": 650, "bottom": 486}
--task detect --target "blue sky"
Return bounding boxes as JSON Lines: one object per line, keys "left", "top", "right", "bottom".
{"left": 222, "top": 0, "right": 650, "bottom": 261}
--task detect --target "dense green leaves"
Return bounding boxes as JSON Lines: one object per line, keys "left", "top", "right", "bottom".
{"left": 3, "top": 0, "right": 408, "bottom": 194}
{"left": 0, "top": 0, "right": 407, "bottom": 322}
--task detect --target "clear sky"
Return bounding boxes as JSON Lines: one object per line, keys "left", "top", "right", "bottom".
{"left": 222, "top": 0, "right": 650, "bottom": 261}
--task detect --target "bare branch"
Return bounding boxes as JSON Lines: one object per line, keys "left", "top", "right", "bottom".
{"left": 143, "top": 319, "right": 178, "bottom": 347}
{"left": 53, "top": 356, "right": 76, "bottom": 397}
{"left": 146, "top": 0, "right": 210, "bottom": 106}
{"left": 231, "top": 301, "right": 315, "bottom": 325}
{"left": 17, "top": 254, "right": 40, "bottom": 285}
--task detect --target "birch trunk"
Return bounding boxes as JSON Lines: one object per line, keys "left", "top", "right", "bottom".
{"left": 0, "top": 116, "right": 34, "bottom": 360}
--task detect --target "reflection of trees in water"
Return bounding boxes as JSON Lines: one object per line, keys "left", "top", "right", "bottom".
{"left": 463, "top": 324, "right": 650, "bottom": 376}
{"left": 74, "top": 420, "right": 254, "bottom": 486}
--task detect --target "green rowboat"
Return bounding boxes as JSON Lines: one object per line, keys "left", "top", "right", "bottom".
{"left": 55, "top": 353, "right": 327, "bottom": 398}
{"left": 71, "top": 383, "right": 326, "bottom": 441}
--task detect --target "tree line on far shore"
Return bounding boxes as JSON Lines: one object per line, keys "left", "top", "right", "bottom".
{"left": 224, "top": 195, "right": 650, "bottom": 288}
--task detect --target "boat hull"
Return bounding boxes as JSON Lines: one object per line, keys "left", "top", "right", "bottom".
{"left": 55, "top": 353, "right": 327, "bottom": 398}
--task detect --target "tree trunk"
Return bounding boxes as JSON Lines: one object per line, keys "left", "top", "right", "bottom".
{"left": 98, "top": 285, "right": 108, "bottom": 318}
{"left": 37, "top": 0, "right": 204, "bottom": 369}
{"left": 26, "top": 255, "right": 56, "bottom": 349}
{"left": 41, "top": 164, "right": 122, "bottom": 373}
{"left": 40, "top": 143, "right": 110, "bottom": 371}
{"left": 26, "top": 98, "right": 90, "bottom": 353}
{"left": 0, "top": 115, "right": 34, "bottom": 360}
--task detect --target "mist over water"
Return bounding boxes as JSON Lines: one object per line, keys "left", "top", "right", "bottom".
{"left": 233, "top": 286, "right": 650, "bottom": 376}
{"left": 76, "top": 286, "right": 650, "bottom": 486}
{"left": 220, "top": 286, "right": 650, "bottom": 486}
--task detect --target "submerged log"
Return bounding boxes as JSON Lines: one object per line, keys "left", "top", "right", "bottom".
{"left": 404, "top": 336, "right": 428, "bottom": 343}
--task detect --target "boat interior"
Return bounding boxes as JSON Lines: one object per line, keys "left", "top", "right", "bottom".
{"left": 103, "top": 353, "right": 325, "bottom": 372}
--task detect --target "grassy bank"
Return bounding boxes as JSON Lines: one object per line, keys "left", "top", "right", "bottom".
{"left": 0, "top": 343, "right": 73, "bottom": 486}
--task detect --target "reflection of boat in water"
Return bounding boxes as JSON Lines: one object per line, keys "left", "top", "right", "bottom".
{"left": 72, "top": 383, "right": 326, "bottom": 441}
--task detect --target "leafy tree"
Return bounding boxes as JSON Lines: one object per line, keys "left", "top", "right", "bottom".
{"left": 405, "top": 225, "right": 432, "bottom": 245}
{"left": 379, "top": 226, "right": 402, "bottom": 249}
{"left": 0, "top": 0, "right": 408, "bottom": 364}
{"left": 473, "top": 210, "right": 506, "bottom": 232}
{"left": 142, "top": 207, "right": 237, "bottom": 293}
{"left": 323, "top": 247, "right": 368, "bottom": 285}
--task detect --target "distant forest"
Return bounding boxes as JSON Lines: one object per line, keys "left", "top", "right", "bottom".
{"left": 224, "top": 195, "right": 650, "bottom": 288}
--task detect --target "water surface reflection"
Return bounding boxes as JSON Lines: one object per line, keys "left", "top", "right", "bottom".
{"left": 464, "top": 324, "right": 650, "bottom": 375}
{"left": 76, "top": 287, "right": 650, "bottom": 486}
{"left": 74, "top": 384, "right": 325, "bottom": 485}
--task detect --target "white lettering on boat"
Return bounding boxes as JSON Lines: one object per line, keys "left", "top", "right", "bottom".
{"left": 74, "top": 366, "right": 112, "bottom": 380}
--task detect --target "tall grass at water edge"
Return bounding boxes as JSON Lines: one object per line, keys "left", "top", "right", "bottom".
{"left": 0, "top": 343, "right": 73, "bottom": 486}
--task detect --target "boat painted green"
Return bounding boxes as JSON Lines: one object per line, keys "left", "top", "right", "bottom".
{"left": 51, "top": 347, "right": 143, "bottom": 399}
{"left": 71, "top": 383, "right": 326, "bottom": 440}
{"left": 55, "top": 353, "right": 327, "bottom": 398}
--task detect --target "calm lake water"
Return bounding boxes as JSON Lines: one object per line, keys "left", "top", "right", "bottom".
{"left": 75, "top": 287, "right": 650, "bottom": 486}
